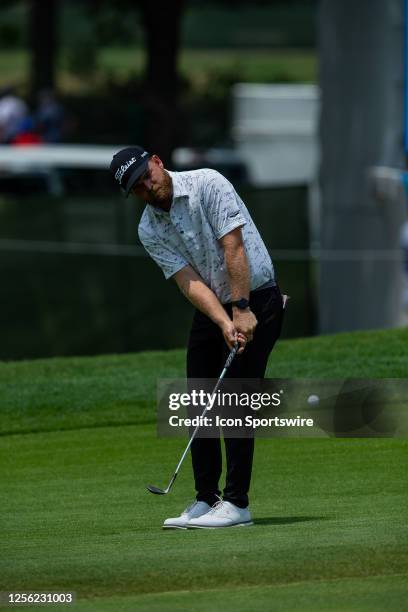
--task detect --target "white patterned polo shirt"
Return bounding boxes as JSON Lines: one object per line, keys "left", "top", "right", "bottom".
{"left": 138, "top": 168, "right": 275, "bottom": 304}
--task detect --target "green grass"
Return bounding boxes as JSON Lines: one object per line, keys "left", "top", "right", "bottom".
{"left": 1, "top": 328, "right": 407, "bottom": 611}
{"left": 0, "top": 50, "right": 28, "bottom": 87}
{"left": 0, "top": 47, "right": 317, "bottom": 95}
{"left": 179, "top": 48, "right": 317, "bottom": 87}
{"left": 0, "top": 327, "right": 407, "bottom": 436}
{"left": 98, "top": 47, "right": 317, "bottom": 87}
{"left": 48, "top": 576, "right": 408, "bottom": 611}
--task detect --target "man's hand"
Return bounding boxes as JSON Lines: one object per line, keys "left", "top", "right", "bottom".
{"left": 220, "top": 319, "right": 248, "bottom": 355}
{"left": 232, "top": 308, "right": 258, "bottom": 344}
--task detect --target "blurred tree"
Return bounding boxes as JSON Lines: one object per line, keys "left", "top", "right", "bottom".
{"left": 139, "top": 0, "right": 185, "bottom": 163}
{"left": 0, "top": 1, "right": 26, "bottom": 49}
{"left": 28, "top": 0, "right": 59, "bottom": 98}
{"left": 83, "top": 0, "right": 185, "bottom": 162}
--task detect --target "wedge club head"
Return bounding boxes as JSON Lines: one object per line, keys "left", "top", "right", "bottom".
{"left": 147, "top": 473, "right": 177, "bottom": 496}
{"left": 147, "top": 485, "right": 167, "bottom": 495}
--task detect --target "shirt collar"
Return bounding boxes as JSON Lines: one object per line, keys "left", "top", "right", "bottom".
{"left": 168, "top": 171, "right": 189, "bottom": 200}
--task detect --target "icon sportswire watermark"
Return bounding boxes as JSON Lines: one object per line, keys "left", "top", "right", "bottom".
{"left": 157, "top": 378, "right": 408, "bottom": 438}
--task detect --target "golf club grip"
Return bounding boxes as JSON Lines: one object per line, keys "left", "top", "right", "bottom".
{"left": 224, "top": 343, "right": 238, "bottom": 370}
{"left": 218, "top": 342, "right": 238, "bottom": 376}
{"left": 212, "top": 342, "right": 238, "bottom": 393}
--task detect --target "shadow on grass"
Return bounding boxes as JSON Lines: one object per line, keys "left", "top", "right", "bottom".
{"left": 254, "top": 516, "right": 328, "bottom": 526}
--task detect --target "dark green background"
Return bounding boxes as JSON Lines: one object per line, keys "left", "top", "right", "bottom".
{"left": 0, "top": 182, "right": 314, "bottom": 360}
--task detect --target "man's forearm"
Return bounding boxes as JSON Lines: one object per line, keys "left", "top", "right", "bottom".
{"left": 224, "top": 242, "right": 251, "bottom": 301}
{"left": 220, "top": 228, "right": 257, "bottom": 345}
{"left": 173, "top": 266, "right": 230, "bottom": 327}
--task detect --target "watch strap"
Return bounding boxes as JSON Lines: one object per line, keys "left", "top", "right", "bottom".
{"left": 232, "top": 297, "right": 250, "bottom": 310}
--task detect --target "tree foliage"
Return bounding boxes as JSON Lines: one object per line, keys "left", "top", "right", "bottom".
{"left": 28, "top": 0, "right": 58, "bottom": 97}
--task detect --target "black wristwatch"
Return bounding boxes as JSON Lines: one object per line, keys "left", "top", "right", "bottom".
{"left": 232, "top": 297, "right": 250, "bottom": 310}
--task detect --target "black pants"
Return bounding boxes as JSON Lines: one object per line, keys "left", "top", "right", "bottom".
{"left": 186, "top": 285, "right": 284, "bottom": 508}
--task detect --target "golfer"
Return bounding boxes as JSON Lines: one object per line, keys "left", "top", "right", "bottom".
{"left": 110, "top": 146, "right": 284, "bottom": 528}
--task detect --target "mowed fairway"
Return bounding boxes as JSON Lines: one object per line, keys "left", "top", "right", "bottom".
{"left": 1, "top": 328, "right": 407, "bottom": 611}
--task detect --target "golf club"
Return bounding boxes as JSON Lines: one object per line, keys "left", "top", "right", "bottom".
{"left": 147, "top": 342, "right": 239, "bottom": 495}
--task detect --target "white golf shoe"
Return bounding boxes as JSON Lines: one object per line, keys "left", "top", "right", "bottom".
{"left": 162, "top": 501, "right": 211, "bottom": 529}
{"left": 187, "top": 500, "right": 253, "bottom": 529}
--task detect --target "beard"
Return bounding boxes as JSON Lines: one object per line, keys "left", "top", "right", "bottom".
{"left": 146, "top": 171, "right": 173, "bottom": 210}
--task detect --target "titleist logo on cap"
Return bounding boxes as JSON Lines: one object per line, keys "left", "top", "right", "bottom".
{"left": 115, "top": 151, "right": 148, "bottom": 184}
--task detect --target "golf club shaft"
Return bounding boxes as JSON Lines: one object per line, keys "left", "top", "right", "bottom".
{"left": 147, "top": 342, "right": 239, "bottom": 495}
{"left": 173, "top": 345, "right": 238, "bottom": 476}
{"left": 169, "top": 342, "right": 238, "bottom": 488}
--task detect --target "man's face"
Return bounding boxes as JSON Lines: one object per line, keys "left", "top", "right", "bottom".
{"left": 130, "top": 155, "right": 172, "bottom": 209}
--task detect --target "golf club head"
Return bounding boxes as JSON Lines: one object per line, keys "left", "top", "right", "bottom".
{"left": 147, "top": 485, "right": 167, "bottom": 495}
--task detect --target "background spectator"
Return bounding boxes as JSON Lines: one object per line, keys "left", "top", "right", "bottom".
{"left": 35, "top": 89, "right": 65, "bottom": 143}
{"left": 0, "top": 86, "right": 28, "bottom": 143}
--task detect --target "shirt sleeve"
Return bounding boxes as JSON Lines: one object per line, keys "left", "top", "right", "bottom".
{"left": 202, "top": 170, "right": 246, "bottom": 240}
{"left": 138, "top": 228, "right": 188, "bottom": 280}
